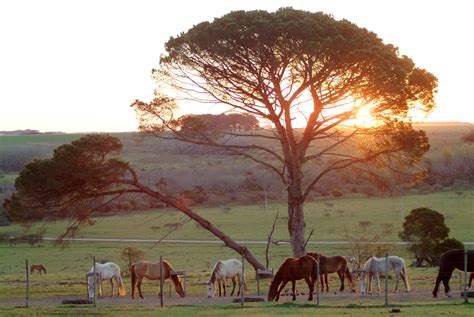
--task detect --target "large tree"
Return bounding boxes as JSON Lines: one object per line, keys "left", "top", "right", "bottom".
{"left": 3, "top": 134, "right": 265, "bottom": 269}
{"left": 132, "top": 8, "right": 437, "bottom": 256}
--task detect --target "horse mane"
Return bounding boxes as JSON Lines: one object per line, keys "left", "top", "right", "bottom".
{"left": 209, "top": 261, "right": 223, "bottom": 284}
{"left": 272, "top": 257, "right": 294, "bottom": 283}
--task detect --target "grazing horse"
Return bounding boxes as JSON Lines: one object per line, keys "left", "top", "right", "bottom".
{"left": 359, "top": 256, "right": 410, "bottom": 294}
{"left": 433, "top": 249, "right": 474, "bottom": 297}
{"left": 131, "top": 260, "right": 185, "bottom": 299}
{"left": 30, "top": 264, "right": 47, "bottom": 275}
{"left": 207, "top": 259, "right": 247, "bottom": 298}
{"left": 88, "top": 262, "right": 126, "bottom": 299}
{"left": 268, "top": 254, "right": 317, "bottom": 301}
{"left": 307, "top": 252, "right": 355, "bottom": 292}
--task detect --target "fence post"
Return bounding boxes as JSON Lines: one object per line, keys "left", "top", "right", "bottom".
{"left": 464, "top": 250, "right": 468, "bottom": 304}
{"left": 384, "top": 253, "right": 388, "bottom": 307}
{"left": 240, "top": 254, "right": 244, "bottom": 307}
{"left": 25, "top": 259, "right": 29, "bottom": 308}
{"left": 316, "top": 256, "right": 320, "bottom": 308}
{"left": 93, "top": 257, "right": 96, "bottom": 307}
{"left": 160, "top": 256, "right": 164, "bottom": 307}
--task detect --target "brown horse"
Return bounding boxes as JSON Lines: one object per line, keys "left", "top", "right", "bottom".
{"left": 433, "top": 249, "right": 474, "bottom": 297}
{"left": 130, "top": 260, "right": 185, "bottom": 299}
{"left": 268, "top": 254, "right": 317, "bottom": 301}
{"left": 30, "top": 264, "right": 47, "bottom": 275}
{"left": 307, "top": 252, "right": 355, "bottom": 292}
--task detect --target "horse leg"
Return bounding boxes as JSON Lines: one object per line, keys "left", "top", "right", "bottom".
{"left": 400, "top": 269, "right": 407, "bottom": 291}
{"left": 110, "top": 278, "right": 115, "bottom": 297}
{"left": 291, "top": 280, "right": 296, "bottom": 301}
{"left": 337, "top": 270, "right": 345, "bottom": 292}
{"left": 137, "top": 277, "right": 144, "bottom": 299}
{"left": 376, "top": 273, "right": 381, "bottom": 294}
{"left": 231, "top": 276, "right": 237, "bottom": 296}
{"left": 305, "top": 277, "right": 314, "bottom": 301}
{"left": 324, "top": 273, "right": 329, "bottom": 292}
{"left": 393, "top": 269, "right": 400, "bottom": 293}
{"left": 469, "top": 272, "right": 474, "bottom": 290}
{"left": 319, "top": 273, "right": 324, "bottom": 292}
{"left": 367, "top": 273, "right": 372, "bottom": 294}
{"left": 443, "top": 271, "right": 453, "bottom": 297}
{"left": 433, "top": 272, "right": 444, "bottom": 297}
{"left": 236, "top": 275, "right": 241, "bottom": 297}
{"left": 276, "top": 280, "right": 288, "bottom": 302}
{"left": 223, "top": 279, "right": 227, "bottom": 297}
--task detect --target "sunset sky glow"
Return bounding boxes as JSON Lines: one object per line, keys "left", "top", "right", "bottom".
{"left": 1, "top": 0, "right": 473, "bottom": 133}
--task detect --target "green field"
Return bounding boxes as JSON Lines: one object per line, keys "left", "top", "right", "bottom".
{"left": 0, "top": 190, "right": 472, "bottom": 300}
{"left": 0, "top": 302, "right": 472, "bottom": 317}
{"left": 2, "top": 190, "right": 472, "bottom": 243}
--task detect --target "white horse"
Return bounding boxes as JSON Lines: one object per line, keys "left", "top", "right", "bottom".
{"left": 359, "top": 256, "right": 410, "bottom": 294}
{"left": 87, "top": 262, "right": 126, "bottom": 299}
{"left": 206, "top": 259, "right": 247, "bottom": 298}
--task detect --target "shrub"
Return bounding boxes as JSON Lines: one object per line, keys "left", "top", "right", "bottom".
{"left": 399, "top": 207, "right": 460, "bottom": 266}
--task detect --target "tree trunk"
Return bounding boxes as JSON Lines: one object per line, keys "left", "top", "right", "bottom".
{"left": 132, "top": 181, "right": 266, "bottom": 270}
{"left": 288, "top": 189, "right": 306, "bottom": 257}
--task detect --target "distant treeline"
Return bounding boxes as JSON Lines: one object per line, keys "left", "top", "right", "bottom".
{"left": 0, "top": 129, "right": 64, "bottom": 136}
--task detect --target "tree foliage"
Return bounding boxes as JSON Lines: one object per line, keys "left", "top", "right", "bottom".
{"left": 399, "top": 207, "right": 463, "bottom": 266}
{"left": 132, "top": 8, "right": 437, "bottom": 256}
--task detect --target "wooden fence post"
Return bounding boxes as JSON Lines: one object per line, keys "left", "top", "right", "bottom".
{"left": 25, "top": 259, "right": 29, "bottom": 308}
{"left": 316, "top": 256, "right": 320, "bottom": 308}
{"left": 160, "top": 256, "right": 164, "bottom": 307}
{"left": 384, "top": 253, "right": 388, "bottom": 307}
{"left": 240, "top": 254, "right": 244, "bottom": 307}
{"left": 93, "top": 257, "right": 96, "bottom": 307}
{"left": 464, "top": 250, "right": 468, "bottom": 304}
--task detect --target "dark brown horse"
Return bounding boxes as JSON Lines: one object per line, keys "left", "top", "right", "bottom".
{"left": 268, "top": 254, "right": 317, "bottom": 301}
{"left": 307, "top": 252, "right": 354, "bottom": 292}
{"left": 433, "top": 249, "right": 474, "bottom": 297}
{"left": 131, "top": 260, "right": 185, "bottom": 299}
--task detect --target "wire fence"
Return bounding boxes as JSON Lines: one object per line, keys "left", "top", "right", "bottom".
{"left": 0, "top": 242, "right": 471, "bottom": 309}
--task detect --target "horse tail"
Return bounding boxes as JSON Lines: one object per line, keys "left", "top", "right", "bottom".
{"left": 345, "top": 266, "right": 354, "bottom": 286}
{"left": 118, "top": 274, "right": 126, "bottom": 296}
{"left": 130, "top": 264, "right": 136, "bottom": 298}
{"left": 243, "top": 273, "right": 249, "bottom": 292}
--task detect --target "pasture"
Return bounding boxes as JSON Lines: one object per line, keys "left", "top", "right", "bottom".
{"left": 0, "top": 190, "right": 473, "bottom": 315}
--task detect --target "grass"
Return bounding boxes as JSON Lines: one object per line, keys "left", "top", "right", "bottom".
{"left": 0, "top": 190, "right": 472, "bottom": 301}
{"left": 0, "top": 302, "right": 472, "bottom": 316}
{"left": 1, "top": 190, "right": 472, "bottom": 242}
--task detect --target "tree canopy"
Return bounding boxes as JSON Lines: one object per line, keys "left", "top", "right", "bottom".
{"left": 133, "top": 8, "right": 438, "bottom": 256}
{"left": 399, "top": 207, "right": 463, "bottom": 266}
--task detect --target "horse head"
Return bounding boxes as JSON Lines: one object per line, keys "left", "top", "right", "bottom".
{"left": 267, "top": 279, "right": 280, "bottom": 301}
{"left": 206, "top": 281, "right": 215, "bottom": 298}
{"left": 87, "top": 275, "right": 95, "bottom": 299}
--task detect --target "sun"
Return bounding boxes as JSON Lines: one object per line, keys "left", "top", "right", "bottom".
{"left": 353, "top": 105, "right": 379, "bottom": 127}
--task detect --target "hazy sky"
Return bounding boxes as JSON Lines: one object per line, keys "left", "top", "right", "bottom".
{"left": 1, "top": 0, "right": 473, "bottom": 133}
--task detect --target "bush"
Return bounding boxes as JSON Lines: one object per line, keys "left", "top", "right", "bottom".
{"left": 400, "top": 207, "right": 461, "bottom": 266}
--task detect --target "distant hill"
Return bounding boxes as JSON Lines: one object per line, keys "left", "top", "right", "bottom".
{"left": 0, "top": 129, "right": 64, "bottom": 136}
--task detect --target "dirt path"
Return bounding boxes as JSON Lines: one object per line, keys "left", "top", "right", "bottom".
{"left": 0, "top": 288, "right": 465, "bottom": 308}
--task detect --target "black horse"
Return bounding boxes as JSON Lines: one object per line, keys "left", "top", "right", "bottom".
{"left": 433, "top": 249, "right": 474, "bottom": 297}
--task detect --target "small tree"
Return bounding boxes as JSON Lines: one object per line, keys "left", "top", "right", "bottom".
{"left": 399, "top": 207, "right": 462, "bottom": 266}
{"left": 121, "top": 246, "right": 145, "bottom": 276}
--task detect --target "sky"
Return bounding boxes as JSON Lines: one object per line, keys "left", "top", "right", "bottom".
{"left": 0, "top": 0, "right": 473, "bottom": 133}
